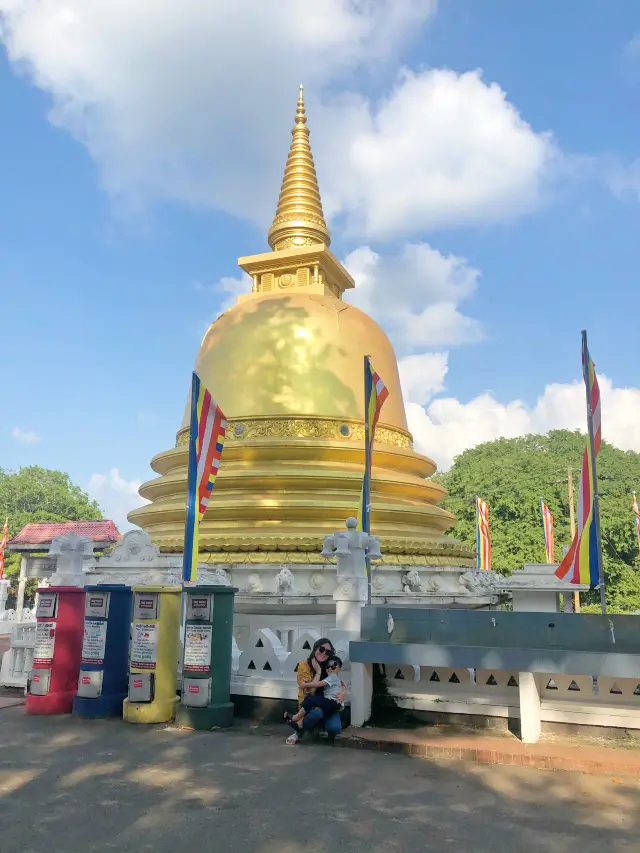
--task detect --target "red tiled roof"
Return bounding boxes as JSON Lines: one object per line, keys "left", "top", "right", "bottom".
{"left": 10, "top": 520, "right": 122, "bottom": 545}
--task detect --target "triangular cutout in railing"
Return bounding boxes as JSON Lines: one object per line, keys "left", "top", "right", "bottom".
{"left": 394, "top": 669, "right": 405, "bottom": 680}
{"left": 263, "top": 661, "right": 272, "bottom": 671}
{"left": 568, "top": 680, "right": 580, "bottom": 691}
{"left": 609, "top": 682, "right": 623, "bottom": 695}
{"left": 546, "top": 678, "right": 558, "bottom": 690}
{"left": 302, "top": 641, "right": 311, "bottom": 649}
{"left": 486, "top": 674, "right": 498, "bottom": 686}
{"left": 429, "top": 671, "right": 440, "bottom": 682}
{"left": 449, "top": 673, "right": 460, "bottom": 684}
{"left": 634, "top": 684, "right": 640, "bottom": 696}
{"left": 294, "top": 663, "right": 299, "bottom": 673}
{"left": 247, "top": 660, "right": 256, "bottom": 670}
{"left": 256, "top": 638, "right": 264, "bottom": 648}
{"left": 507, "top": 676, "right": 518, "bottom": 687}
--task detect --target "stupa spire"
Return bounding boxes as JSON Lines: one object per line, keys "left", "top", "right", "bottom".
{"left": 267, "top": 85, "right": 331, "bottom": 251}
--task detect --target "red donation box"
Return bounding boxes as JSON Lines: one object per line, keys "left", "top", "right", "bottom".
{"left": 26, "top": 586, "right": 86, "bottom": 715}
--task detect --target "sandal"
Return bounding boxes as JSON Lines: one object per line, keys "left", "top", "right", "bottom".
{"left": 285, "top": 731, "right": 299, "bottom": 746}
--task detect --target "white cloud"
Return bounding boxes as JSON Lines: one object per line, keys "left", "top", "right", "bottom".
{"left": 321, "top": 69, "right": 557, "bottom": 239}
{"left": 398, "top": 352, "right": 448, "bottom": 405}
{"left": 606, "top": 157, "right": 640, "bottom": 203}
{"left": 406, "top": 375, "right": 640, "bottom": 471}
{"left": 216, "top": 273, "right": 252, "bottom": 313}
{"left": 0, "top": 0, "right": 435, "bottom": 225}
{"left": 0, "top": 3, "right": 557, "bottom": 239}
{"left": 12, "top": 426, "right": 41, "bottom": 445}
{"left": 87, "top": 468, "right": 148, "bottom": 532}
{"left": 344, "top": 243, "right": 482, "bottom": 353}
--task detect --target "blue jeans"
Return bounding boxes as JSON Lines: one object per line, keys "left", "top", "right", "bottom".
{"left": 302, "top": 706, "right": 342, "bottom": 737}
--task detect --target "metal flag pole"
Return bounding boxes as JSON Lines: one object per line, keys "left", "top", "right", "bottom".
{"left": 582, "top": 330, "right": 606, "bottom": 614}
{"left": 364, "top": 355, "right": 372, "bottom": 604}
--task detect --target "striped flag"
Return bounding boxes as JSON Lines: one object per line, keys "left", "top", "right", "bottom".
{"left": 555, "top": 335, "right": 602, "bottom": 587}
{"left": 183, "top": 372, "right": 227, "bottom": 584}
{"left": 0, "top": 518, "right": 7, "bottom": 580}
{"left": 540, "top": 499, "right": 555, "bottom": 564}
{"left": 357, "top": 357, "right": 389, "bottom": 539}
{"left": 476, "top": 497, "right": 491, "bottom": 570}
{"left": 633, "top": 493, "right": 640, "bottom": 551}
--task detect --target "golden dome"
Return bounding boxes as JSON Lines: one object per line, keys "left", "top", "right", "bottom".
{"left": 182, "top": 293, "right": 409, "bottom": 431}
{"left": 129, "top": 87, "right": 472, "bottom": 568}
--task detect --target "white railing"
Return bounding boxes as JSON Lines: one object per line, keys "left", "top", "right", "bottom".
{"left": 231, "top": 629, "right": 351, "bottom": 702}
{"left": 0, "top": 622, "right": 37, "bottom": 690}
{"left": 385, "top": 665, "right": 640, "bottom": 730}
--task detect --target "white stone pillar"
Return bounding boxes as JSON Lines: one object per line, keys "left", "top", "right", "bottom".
{"left": 0, "top": 578, "right": 9, "bottom": 614}
{"left": 518, "top": 671, "right": 541, "bottom": 743}
{"left": 350, "top": 661, "right": 373, "bottom": 727}
{"left": 16, "top": 556, "right": 28, "bottom": 620}
{"left": 334, "top": 577, "right": 368, "bottom": 633}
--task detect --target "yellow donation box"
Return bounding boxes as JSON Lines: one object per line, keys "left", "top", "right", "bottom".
{"left": 123, "top": 585, "right": 181, "bottom": 724}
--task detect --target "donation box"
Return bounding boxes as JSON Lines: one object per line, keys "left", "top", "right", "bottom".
{"left": 26, "top": 586, "right": 86, "bottom": 715}
{"left": 73, "top": 584, "right": 132, "bottom": 718}
{"left": 123, "top": 585, "right": 181, "bottom": 724}
{"left": 176, "top": 585, "right": 237, "bottom": 730}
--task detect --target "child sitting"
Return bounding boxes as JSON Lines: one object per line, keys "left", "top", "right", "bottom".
{"left": 285, "top": 656, "right": 344, "bottom": 731}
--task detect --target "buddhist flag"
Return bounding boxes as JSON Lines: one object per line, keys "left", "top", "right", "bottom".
{"left": 633, "top": 493, "right": 640, "bottom": 551}
{"left": 476, "top": 497, "right": 491, "bottom": 570}
{"left": 183, "top": 372, "right": 227, "bottom": 584}
{"left": 357, "top": 356, "right": 389, "bottom": 538}
{"left": 540, "top": 499, "right": 555, "bottom": 564}
{"left": 0, "top": 518, "right": 7, "bottom": 580}
{"left": 555, "top": 333, "right": 603, "bottom": 588}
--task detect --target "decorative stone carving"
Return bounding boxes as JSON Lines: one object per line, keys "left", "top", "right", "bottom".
{"left": 276, "top": 566, "right": 294, "bottom": 592}
{"left": 460, "top": 570, "right": 501, "bottom": 595}
{"left": 247, "top": 573, "right": 262, "bottom": 592}
{"left": 48, "top": 534, "right": 96, "bottom": 579}
{"left": 321, "top": 517, "right": 381, "bottom": 579}
{"left": 308, "top": 572, "right": 324, "bottom": 591}
{"left": 101, "top": 529, "right": 161, "bottom": 565}
{"left": 402, "top": 570, "right": 423, "bottom": 593}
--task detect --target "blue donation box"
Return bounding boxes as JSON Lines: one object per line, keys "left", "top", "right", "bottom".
{"left": 73, "top": 584, "right": 132, "bottom": 718}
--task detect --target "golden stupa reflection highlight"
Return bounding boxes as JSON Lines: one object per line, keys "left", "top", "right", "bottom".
{"left": 129, "top": 87, "right": 473, "bottom": 568}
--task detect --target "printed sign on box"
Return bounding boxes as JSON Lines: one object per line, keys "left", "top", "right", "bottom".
{"left": 183, "top": 624, "right": 212, "bottom": 672}
{"left": 81, "top": 621, "right": 108, "bottom": 665}
{"left": 33, "top": 621, "right": 56, "bottom": 664}
{"left": 131, "top": 622, "right": 159, "bottom": 669}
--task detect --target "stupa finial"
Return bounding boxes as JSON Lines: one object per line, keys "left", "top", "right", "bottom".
{"left": 267, "top": 85, "right": 331, "bottom": 251}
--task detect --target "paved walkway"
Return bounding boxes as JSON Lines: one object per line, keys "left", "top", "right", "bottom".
{"left": 0, "top": 706, "right": 637, "bottom": 852}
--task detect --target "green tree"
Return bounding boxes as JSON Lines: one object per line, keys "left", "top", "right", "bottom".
{"left": 0, "top": 466, "right": 102, "bottom": 582}
{"left": 435, "top": 430, "right": 640, "bottom": 613}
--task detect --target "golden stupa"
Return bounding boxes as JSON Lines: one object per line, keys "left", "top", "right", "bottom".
{"left": 129, "top": 87, "right": 472, "bottom": 568}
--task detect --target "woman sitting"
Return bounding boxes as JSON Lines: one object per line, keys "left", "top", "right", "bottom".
{"left": 285, "top": 637, "right": 345, "bottom": 746}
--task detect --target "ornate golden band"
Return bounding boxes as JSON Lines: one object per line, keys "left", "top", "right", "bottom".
{"left": 176, "top": 416, "right": 413, "bottom": 450}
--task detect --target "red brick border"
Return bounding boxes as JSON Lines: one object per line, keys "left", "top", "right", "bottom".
{"left": 336, "top": 728, "right": 640, "bottom": 778}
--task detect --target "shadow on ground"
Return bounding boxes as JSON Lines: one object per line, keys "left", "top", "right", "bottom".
{"left": 0, "top": 706, "right": 637, "bottom": 852}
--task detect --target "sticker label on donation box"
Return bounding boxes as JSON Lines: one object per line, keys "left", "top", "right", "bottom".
{"left": 81, "top": 621, "right": 108, "bottom": 665}
{"left": 131, "top": 622, "right": 159, "bottom": 669}
{"left": 183, "top": 624, "right": 213, "bottom": 673}
{"left": 33, "top": 621, "right": 56, "bottom": 664}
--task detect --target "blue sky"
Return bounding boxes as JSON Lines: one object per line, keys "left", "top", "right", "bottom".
{"left": 1, "top": 1, "right": 639, "bottom": 528}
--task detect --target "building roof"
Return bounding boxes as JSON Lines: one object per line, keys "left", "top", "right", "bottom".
{"left": 9, "top": 520, "right": 122, "bottom": 547}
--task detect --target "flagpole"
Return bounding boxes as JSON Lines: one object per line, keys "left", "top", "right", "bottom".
{"left": 183, "top": 372, "right": 200, "bottom": 586}
{"left": 582, "top": 330, "right": 606, "bottom": 614}
{"left": 363, "top": 355, "right": 373, "bottom": 604}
